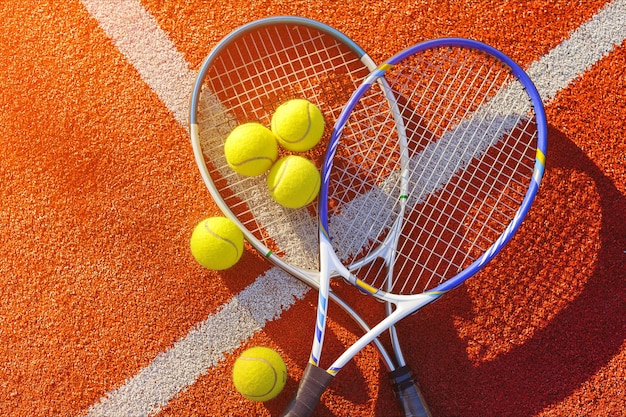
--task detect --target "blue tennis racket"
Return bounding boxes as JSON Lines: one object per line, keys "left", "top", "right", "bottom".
{"left": 281, "top": 38, "right": 547, "bottom": 417}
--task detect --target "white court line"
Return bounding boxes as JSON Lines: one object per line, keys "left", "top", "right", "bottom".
{"left": 80, "top": 0, "right": 626, "bottom": 415}
{"left": 81, "top": 0, "right": 196, "bottom": 126}
{"left": 526, "top": 0, "right": 626, "bottom": 103}
{"left": 83, "top": 269, "right": 307, "bottom": 417}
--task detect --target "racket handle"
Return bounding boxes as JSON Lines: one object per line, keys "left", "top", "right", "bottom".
{"left": 389, "top": 365, "right": 432, "bottom": 417}
{"left": 280, "top": 363, "right": 334, "bottom": 417}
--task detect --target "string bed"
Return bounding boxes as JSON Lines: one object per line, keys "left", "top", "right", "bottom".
{"left": 196, "top": 22, "right": 371, "bottom": 270}
{"left": 327, "top": 46, "right": 539, "bottom": 295}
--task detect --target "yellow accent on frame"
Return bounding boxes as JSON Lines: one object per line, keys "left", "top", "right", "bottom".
{"left": 536, "top": 148, "right": 546, "bottom": 166}
{"left": 355, "top": 279, "right": 378, "bottom": 294}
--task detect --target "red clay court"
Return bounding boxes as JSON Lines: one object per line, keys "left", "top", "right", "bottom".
{"left": 1, "top": 1, "right": 624, "bottom": 416}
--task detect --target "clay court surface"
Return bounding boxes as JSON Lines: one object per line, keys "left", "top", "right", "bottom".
{"left": 1, "top": 1, "right": 625, "bottom": 416}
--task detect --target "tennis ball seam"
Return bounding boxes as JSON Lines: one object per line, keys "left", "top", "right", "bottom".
{"left": 267, "top": 158, "right": 318, "bottom": 204}
{"left": 229, "top": 155, "right": 276, "bottom": 168}
{"left": 267, "top": 157, "right": 289, "bottom": 193}
{"left": 304, "top": 173, "right": 321, "bottom": 205}
{"left": 267, "top": 155, "right": 321, "bottom": 208}
{"left": 273, "top": 103, "right": 314, "bottom": 145}
{"left": 224, "top": 122, "right": 278, "bottom": 176}
{"left": 203, "top": 222, "right": 241, "bottom": 259}
{"left": 236, "top": 357, "right": 278, "bottom": 398}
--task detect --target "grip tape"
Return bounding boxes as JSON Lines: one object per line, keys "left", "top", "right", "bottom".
{"left": 280, "top": 363, "right": 334, "bottom": 417}
{"left": 389, "top": 365, "right": 432, "bottom": 417}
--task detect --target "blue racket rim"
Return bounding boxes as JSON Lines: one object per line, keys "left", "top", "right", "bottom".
{"left": 319, "top": 37, "right": 548, "bottom": 295}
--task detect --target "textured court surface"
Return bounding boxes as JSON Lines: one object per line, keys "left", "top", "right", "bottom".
{"left": 1, "top": 1, "right": 625, "bottom": 416}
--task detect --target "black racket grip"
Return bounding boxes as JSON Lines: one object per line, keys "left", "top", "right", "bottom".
{"left": 389, "top": 365, "right": 432, "bottom": 417}
{"left": 280, "top": 363, "right": 334, "bottom": 417}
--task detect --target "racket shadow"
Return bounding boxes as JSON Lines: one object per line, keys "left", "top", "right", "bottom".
{"left": 397, "top": 126, "right": 625, "bottom": 417}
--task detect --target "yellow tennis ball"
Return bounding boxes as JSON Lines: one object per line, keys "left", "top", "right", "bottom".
{"left": 232, "top": 346, "right": 287, "bottom": 402}
{"left": 189, "top": 217, "right": 244, "bottom": 270}
{"left": 267, "top": 155, "right": 321, "bottom": 209}
{"left": 271, "top": 99, "right": 325, "bottom": 152}
{"left": 224, "top": 122, "right": 278, "bottom": 176}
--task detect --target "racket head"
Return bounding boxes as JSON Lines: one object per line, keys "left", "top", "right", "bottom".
{"left": 320, "top": 38, "right": 548, "bottom": 297}
{"left": 189, "top": 16, "right": 376, "bottom": 282}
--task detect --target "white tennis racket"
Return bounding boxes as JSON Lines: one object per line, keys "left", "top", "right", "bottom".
{"left": 280, "top": 38, "right": 548, "bottom": 417}
{"left": 189, "top": 17, "right": 430, "bottom": 416}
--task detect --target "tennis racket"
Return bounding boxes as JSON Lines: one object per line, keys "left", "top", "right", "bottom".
{"left": 280, "top": 38, "right": 548, "bottom": 417}
{"left": 189, "top": 16, "right": 429, "bottom": 416}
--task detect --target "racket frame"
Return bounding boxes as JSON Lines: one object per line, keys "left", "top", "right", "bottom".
{"left": 189, "top": 16, "right": 431, "bottom": 417}
{"left": 285, "top": 37, "right": 547, "bottom": 416}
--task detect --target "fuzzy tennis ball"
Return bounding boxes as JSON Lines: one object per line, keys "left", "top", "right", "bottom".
{"left": 189, "top": 217, "right": 244, "bottom": 270}
{"left": 271, "top": 99, "right": 325, "bottom": 152}
{"left": 232, "top": 346, "right": 287, "bottom": 402}
{"left": 267, "top": 155, "right": 321, "bottom": 209}
{"left": 224, "top": 122, "right": 278, "bottom": 176}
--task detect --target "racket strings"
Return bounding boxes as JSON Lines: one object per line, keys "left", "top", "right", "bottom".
{"left": 213, "top": 31, "right": 337, "bottom": 121}
{"left": 399, "top": 76, "right": 537, "bottom": 294}
{"left": 403, "top": 49, "right": 481, "bottom": 137}
{"left": 328, "top": 83, "right": 404, "bottom": 263}
{"left": 328, "top": 46, "right": 539, "bottom": 295}
{"left": 196, "top": 23, "right": 371, "bottom": 271}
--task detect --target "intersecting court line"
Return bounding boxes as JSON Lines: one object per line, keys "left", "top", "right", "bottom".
{"left": 80, "top": 0, "right": 626, "bottom": 415}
